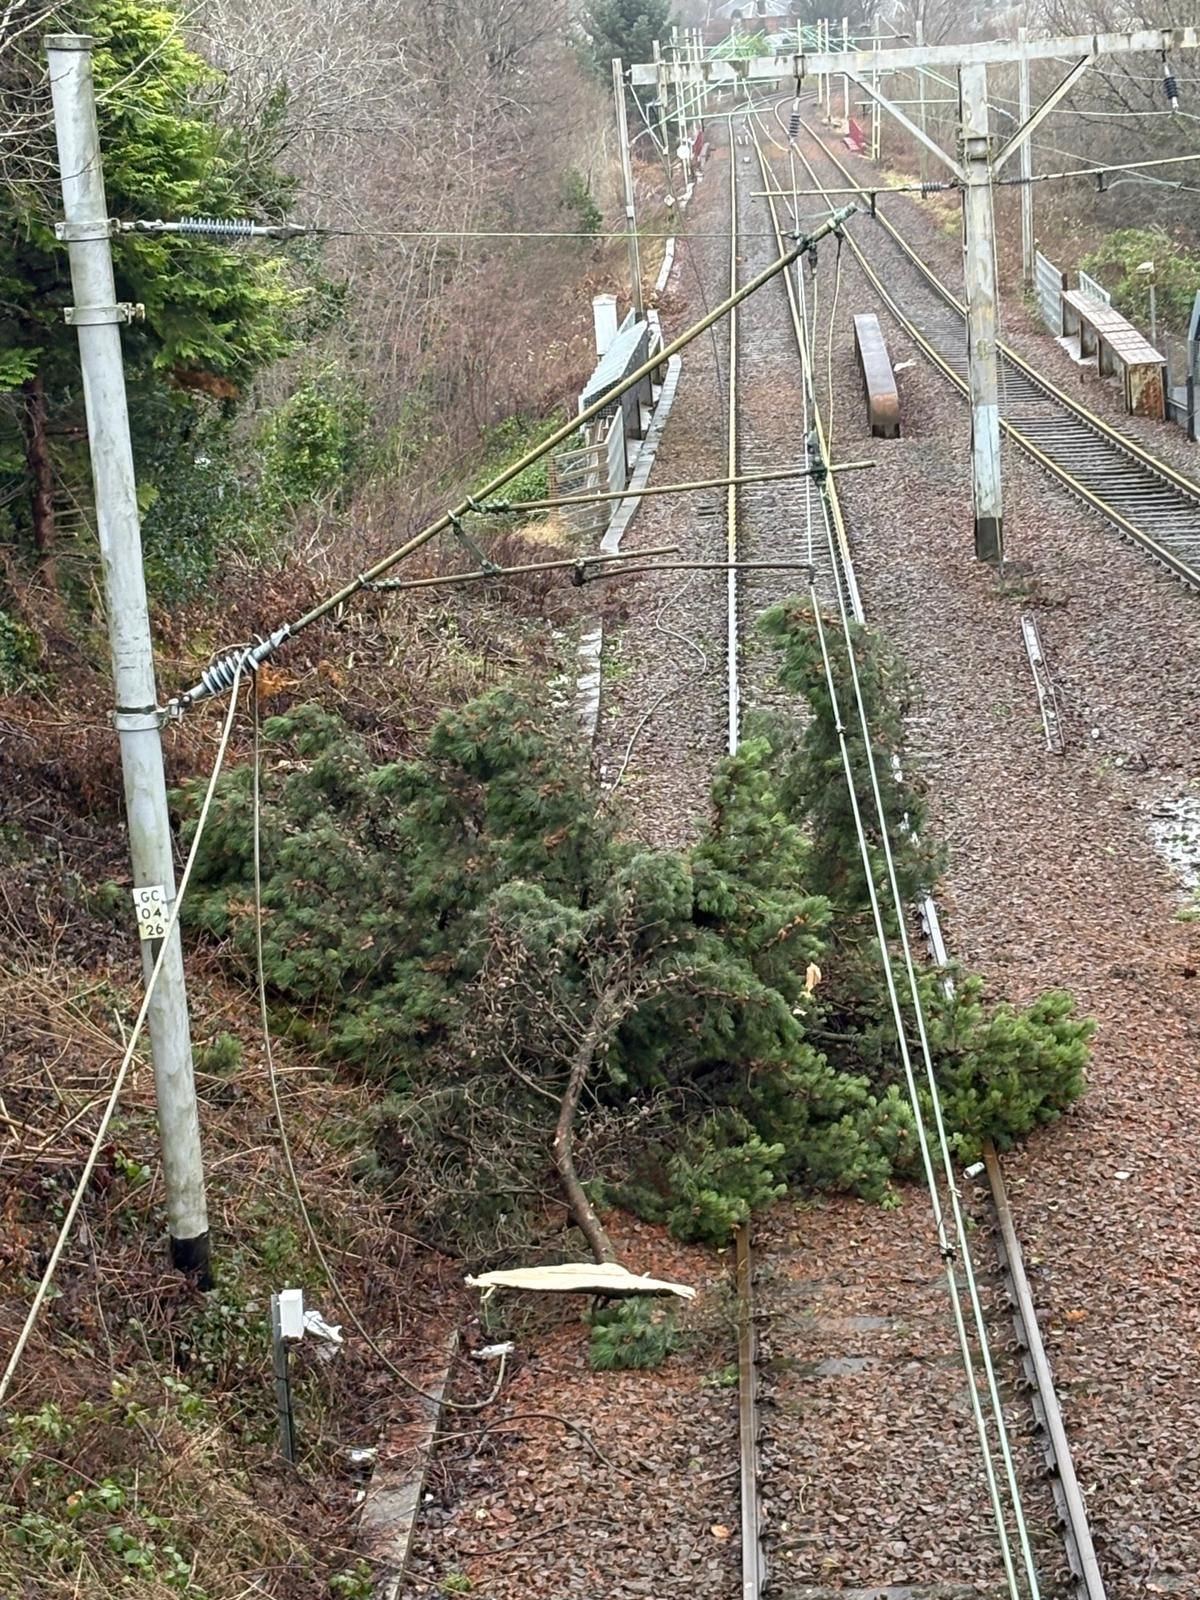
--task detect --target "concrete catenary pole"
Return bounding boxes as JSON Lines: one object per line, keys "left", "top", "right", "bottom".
{"left": 653, "top": 39, "right": 674, "bottom": 194}
{"left": 46, "top": 35, "right": 211, "bottom": 1282}
{"left": 842, "top": 15, "right": 851, "bottom": 130}
{"left": 1018, "top": 26, "right": 1035, "bottom": 285}
{"left": 612, "top": 59, "right": 645, "bottom": 318}
{"left": 959, "top": 61, "right": 1004, "bottom": 563}
{"left": 915, "top": 13, "right": 928, "bottom": 182}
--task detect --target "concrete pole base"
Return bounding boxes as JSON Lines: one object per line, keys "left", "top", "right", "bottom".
{"left": 975, "top": 515, "right": 1004, "bottom": 565}
{"left": 170, "top": 1230, "right": 213, "bottom": 1288}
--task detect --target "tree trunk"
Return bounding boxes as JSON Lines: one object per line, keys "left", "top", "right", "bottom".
{"left": 552, "top": 1007, "right": 618, "bottom": 1265}
{"left": 22, "top": 372, "right": 55, "bottom": 561}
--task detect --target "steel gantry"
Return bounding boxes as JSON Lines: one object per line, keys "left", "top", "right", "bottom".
{"left": 632, "top": 27, "right": 1200, "bottom": 566}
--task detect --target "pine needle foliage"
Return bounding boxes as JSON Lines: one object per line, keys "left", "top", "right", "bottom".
{"left": 587, "top": 1300, "right": 679, "bottom": 1372}
{"left": 183, "top": 604, "right": 1093, "bottom": 1259}
{"left": 0, "top": 0, "right": 312, "bottom": 597}
{"left": 581, "top": 0, "right": 675, "bottom": 83}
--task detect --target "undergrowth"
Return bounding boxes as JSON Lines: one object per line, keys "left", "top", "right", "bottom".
{"left": 1080, "top": 225, "right": 1200, "bottom": 334}
{"left": 0, "top": 954, "right": 416, "bottom": 1600}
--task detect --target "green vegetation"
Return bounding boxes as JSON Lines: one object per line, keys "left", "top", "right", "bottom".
{"left": 330, "top": 1563, "right": 376, "bottom": 1599}
{"left": 713, "top": 31, "right": 773, "bottom": 59}
{"left": 0, "top": 608, "right": 41, "bottom": 691}
{"left": 195, "top": 1030, "right": 245, "bottom": 1076}
{"left": 1080, "top": 226, "right": 1200, "bottom": 334}
{"left": 588, "top": 1299, "right": 679, "bottom": 1370}
{"left": 259, "top": 371, "right": 369, "bottom": 514}
{"left": 581, "top": 0, "right": 675, "bottom": 84}
{"left": 469, "top": 411, "right": 576, "bottom": 506}
{"left": 182, "top": 599, "right": 1091, "bottom": 1262}
{"left": 0, "top": 1381, "right": 304, "bottom": 1598}
{"left": 0, "top": 0, "right": 312, "bottom": 609}
{"left": 561, "top": 167, "right": 603, "bottom": 238}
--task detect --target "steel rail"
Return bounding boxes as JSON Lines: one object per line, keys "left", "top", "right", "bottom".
{"left": 726, "top": 101, "right": 1104, "bottom": 1600}
{"left": 734, "top": 1223, "right": 765, "bottom": 1600}
{"left": 983, "top": 1143, "right": 1108, "bottom": 1600}
{"left": 807, "top": 107, "right": 1200, "bottom": 501}
{"left": 769, "top": 102, "right": 1111, "bottom": 1600}
{"left": 781, "top": 101, "right": 1200, "bottom": 590}
{"left": 726, "top": 136, "right": 742, "bottom": 758}
{"left": 746, "top": 105, "right": 1042, "bottom": 1600}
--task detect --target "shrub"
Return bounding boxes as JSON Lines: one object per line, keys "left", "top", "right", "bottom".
{"left": 588, "top": 1299, "right": 679, "bottom": 1370}
{"left": 0, "top": 608, "right": 42, "bottom": 692}
{"left": 1080, "top": 226, "right": 1200, "bottom": 334}
{"left": 561, "top": 168, "right": 603, "bottom": 237}
{"left": 665, "top": 1112, "right": 787, "bottom": 1245}
{"left": 259, "top": 373, "right": 368, "bottom": 510}
{"left": 195, "top": 1032, "right": 244, "bottom": 1076}
{"left": 470, "top": 412, "right": 577, "bottom": 506}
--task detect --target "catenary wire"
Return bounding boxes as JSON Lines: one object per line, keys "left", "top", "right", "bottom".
{"left": 774, "top": 104, "right": 1045, "bottom": 1597}
{"left": 753, "top": 100, "right": 1040, "bottom": 1598}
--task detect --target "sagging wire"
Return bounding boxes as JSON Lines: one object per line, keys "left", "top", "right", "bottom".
{"left": 249, "top": 676, "right": 506, "bottom": 1416}
{"left": 166, "top": 198, "right": 856, "bottom": 715}
{"left": 825, "top": 232, "right": 843, "bottom": 459}
{"left": 801, "top": 155, "right": 1042, "bottom": 1600}
{"left": 810, "top": 478, "right": 1043, "bottom": 1600}
{"left": 769, "top": 113, "right": 1041, "bottom": 1600}
{"left": 0, "top": 646, "right": 249, "bottom": 1410}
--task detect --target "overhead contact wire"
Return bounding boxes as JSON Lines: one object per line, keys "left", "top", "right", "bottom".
{"left": 751, "top": 104, "right": 1034, "bottom": 1599}
{"left": 780, "top": 108, "right": 1043, "bottom": 1599}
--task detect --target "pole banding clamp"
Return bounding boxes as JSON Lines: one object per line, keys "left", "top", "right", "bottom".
{"left": 65, "top": 303, "right": 145, "bottom": 326}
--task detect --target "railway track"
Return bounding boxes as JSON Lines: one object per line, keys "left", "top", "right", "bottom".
{"left": 773, "top": 98, "right": 1200, "bottom": 588}
{"left": 724, "top": 116, "right": 854, "bottom": 750}
{"left": 725, "top": 105, "right": 1108, "bottom": 1600}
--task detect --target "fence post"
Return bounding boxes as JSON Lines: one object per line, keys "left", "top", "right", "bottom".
{"left": 1187, "top": 291, "right": 1200, "bottom": 440}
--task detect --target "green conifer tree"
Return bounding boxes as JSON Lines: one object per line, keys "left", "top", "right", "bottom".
{"left": 183, "top": 665, "right": 1093, "bottom": 1259}
{"left": 0, "top": 0, "right": 304, "bottom": 593}
{"left": 582, "top": 0, "right": 675, "bottom": 80}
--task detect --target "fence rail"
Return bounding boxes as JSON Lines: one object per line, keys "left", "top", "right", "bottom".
{"left": 1035, "top": 250, "right": 1067, "bottom": 336}
{"left": 549, "top": 412, "right": 626, "bottom": 535}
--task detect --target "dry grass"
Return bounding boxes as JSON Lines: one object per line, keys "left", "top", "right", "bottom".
{"left": 0, "top": 875, "right": 461, "bottom": 1599}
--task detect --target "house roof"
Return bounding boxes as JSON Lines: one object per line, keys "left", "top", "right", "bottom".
{"left": 714, "top": 0, "right": 795, "bottom": 16}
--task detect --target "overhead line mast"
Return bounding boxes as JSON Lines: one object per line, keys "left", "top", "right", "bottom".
{"left": 633, "top": 27, "right": 1200, "bottom": 567}
{"left": 46, "top": 35, "right": 211, "bottom": 1283}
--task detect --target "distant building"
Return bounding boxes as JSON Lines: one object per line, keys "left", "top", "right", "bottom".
{"left": 707, "top": 0, "right": 798, "bottom": 42}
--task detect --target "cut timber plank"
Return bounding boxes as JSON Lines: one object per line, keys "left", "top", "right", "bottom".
{"left": 853, "top": 312, "right": 901, "bottom": 439}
